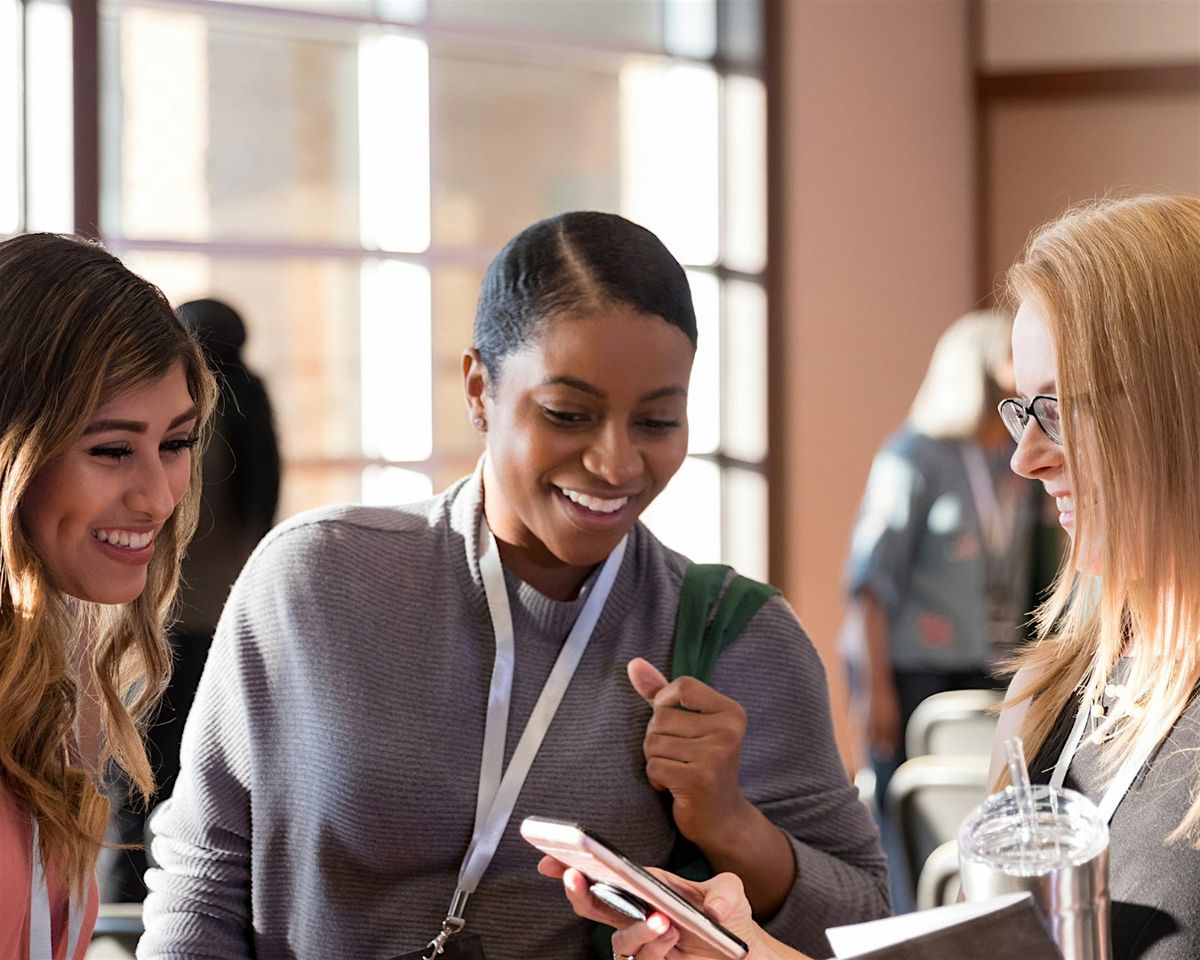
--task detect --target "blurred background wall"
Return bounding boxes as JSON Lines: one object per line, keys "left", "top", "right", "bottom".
{"left": 3, "top": 0, "right": 1198, "bottom": 760}
{"left": 770, "top": 0, "right": 1200, "bottom": 758}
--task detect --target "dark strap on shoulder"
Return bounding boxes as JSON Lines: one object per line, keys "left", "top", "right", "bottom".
{"left": 671, "top": 563, "right": 780, "bottom": 683}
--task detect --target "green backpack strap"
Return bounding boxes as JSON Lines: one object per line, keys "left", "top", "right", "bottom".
{"left": 591, "top": 564, "right": 779, "bottom": 957}
{"left": 666, "top": 564, "right": 779, "bottom": 881}
{"left": 671, "top": 564, "right": 780, "bottom": 683}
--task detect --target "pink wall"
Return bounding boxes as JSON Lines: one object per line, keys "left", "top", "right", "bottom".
{"left": 773, "top": 0, "right": 976, "bottom": 761}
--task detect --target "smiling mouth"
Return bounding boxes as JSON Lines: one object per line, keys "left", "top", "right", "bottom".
{"left": 556, "top": 487, "right": 631, "bottom": 515}
{"left": 92, "top": 528, "right": 155, "bottom": 550}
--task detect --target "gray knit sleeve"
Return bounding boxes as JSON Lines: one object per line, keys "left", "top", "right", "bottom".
{"left": 708, "top": 594, "right": 891, "bottom": 956}
{"left": 137, "top": 533, "right": 271, "bottom": 959}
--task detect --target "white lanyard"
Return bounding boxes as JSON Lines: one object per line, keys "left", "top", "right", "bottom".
{"left": 422, "top": 516, "right": 627, "bottom": 958}
{"left": 961, "top": 444, "right": 1012, "bottom": 558}
{"left": 1049, "top": 692, "right": 1160, "bottom": 824}
{"left": 30, "top": 819, "right": 83, "bottom": 960}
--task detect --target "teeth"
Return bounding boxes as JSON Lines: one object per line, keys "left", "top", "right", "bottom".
{"left": 560, "top": 487, "right": 629, "bottom": 514}
{"left": 1056, "top": 496, "right": 1074, "bottom": 512}
{"left": 93, "top": 529, "right": 154, "bottom": 550}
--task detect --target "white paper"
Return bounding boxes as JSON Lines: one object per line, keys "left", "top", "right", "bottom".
{"left": 826, "top": 893, "right": 1034, "bottom": 958}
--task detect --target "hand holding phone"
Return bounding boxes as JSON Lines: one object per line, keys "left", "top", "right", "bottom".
{"left": 522, "top": 815, "right": 749, "bottom": 959}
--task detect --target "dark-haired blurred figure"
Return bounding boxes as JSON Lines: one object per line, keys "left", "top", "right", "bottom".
{"left": 100, "top": 298, "right": 280, "bottom": 902}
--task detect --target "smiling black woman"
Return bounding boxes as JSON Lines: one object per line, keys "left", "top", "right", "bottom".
{"left": 141, "top": 212, "right": 889, "bottom": 960}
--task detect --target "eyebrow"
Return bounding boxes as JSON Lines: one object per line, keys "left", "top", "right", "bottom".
{"left": 541, "top": 375, "right": 687, "bottom": 403}
{"left": 82, "top": 405, "right": 199, "bottom": 437}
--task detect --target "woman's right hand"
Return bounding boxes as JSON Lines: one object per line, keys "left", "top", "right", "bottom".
{"left": 538, "top": 857, "right": 806, "bottom": 960}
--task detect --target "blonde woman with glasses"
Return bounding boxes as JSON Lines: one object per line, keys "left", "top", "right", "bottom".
{"left": 988, "top": 194, "right": 1200, "bottom": 960}
{"left": 547, "top": 195, "right": 1200, "bottom": 960}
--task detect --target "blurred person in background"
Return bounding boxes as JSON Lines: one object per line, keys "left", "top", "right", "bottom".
{"left": 100, "top": 298, "right": 279, "bottom": 902}
{"left": 842, "top": 310, "right": 1057, "bottom": 908}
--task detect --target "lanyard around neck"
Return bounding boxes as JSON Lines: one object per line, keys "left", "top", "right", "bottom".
{"left": 960, "top": 443, "right": 1013, "bottom": 559}
{"left": 422, "top": 515, "right": 627, "bottom": 958}
{"left": 30, "top": 819, "right": 83, "bottom": 960}
{"left": 1049, "top": 690, "right": 1160, "bottom": 824}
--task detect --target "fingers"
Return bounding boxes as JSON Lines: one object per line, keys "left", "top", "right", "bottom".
{"left": 627, "top": 657, "right": 669, "bottom": 704}
{"left": 611, "top": 913, "right": 680, "bottom": 960}
{"left": 558, "top": 868, "right": 630, "bottom": 929}
{"left": 698, "top": 872, "right": 747, "bottom": 922}
{"left": 644, "top": 701, "right": 746, "bottom": 742}
{"left": 649, "top": 675, "right": 739, "bottom": 714}
{"left": 537, "top": 855, "right": 566, "bottom": 879}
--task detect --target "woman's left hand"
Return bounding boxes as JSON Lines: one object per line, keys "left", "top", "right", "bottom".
{"left": 537, "top": 857, "right": 776, "bottom": 960}
{"left": 627, "top": 657, "right": 754, "bottom": 849}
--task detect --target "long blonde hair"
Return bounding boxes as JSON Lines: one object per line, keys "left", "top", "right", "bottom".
{"left": 909, "top": 310, "right": 1013, "bottom": 441}
{"left": 1004, "top": 195, "right": 1200, "bottom": 844}
{"left": 0, "top": 233, "right": 217, "bottom": 895}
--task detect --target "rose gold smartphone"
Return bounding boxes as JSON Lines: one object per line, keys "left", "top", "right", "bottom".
{"left": 520, "top": 816, "right": 749, "bottom": 959}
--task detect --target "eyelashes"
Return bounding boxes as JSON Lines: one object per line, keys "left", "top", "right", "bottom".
{"left": 540, "top": 407, "right": 681, "bottom": 431}
{"left": 162, "top": 436, "right": 200, "bottom": 454}
{"left": 89, "top": 435, "right": 199, "bottom": 462}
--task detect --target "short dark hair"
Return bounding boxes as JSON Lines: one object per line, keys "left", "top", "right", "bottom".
{"left": 473, "top": 212, "right": 697, "bottom": 381}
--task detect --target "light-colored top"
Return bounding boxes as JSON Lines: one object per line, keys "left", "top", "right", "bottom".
{"left": 0, "top": 785, "right": 99, "bottom": 960}
{"left": 139, "top": 470, "right": 889, "bottom": 960}
{"left": 845, "top": 427, "right": 1037, "bottom": 671}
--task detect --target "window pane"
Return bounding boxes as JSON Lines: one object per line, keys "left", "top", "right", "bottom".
{"left": 0, "top": 0, "right": 20, "bottom": 235}
{"left": 208, "top": 0, "right": 375, "bottom": 16}
{"left": 723, "top": 75, "right": 766, "bottom": 273}
{"left": 376, "top": 0, "right": 426, "bottom": 22}
{"left": 120, "top": 249, "right": 376, "bottom": 463}
{"left": 725, "top": 465, "right": 767, "bottom": 581}
{"left": 431, "top": 0, "right": 661, "bottom": 50}
{"left": 664, "top": 0, "right": 716, "bottom": 60}
{"left": 431, "top": 43, "right": 621, "bottom": 249}
{"left": 360, "top": 260, "right": 432, "bottom": 461}
{"left": 431, "top": 264, "right": 485, "bottom": 467}
{"left": 362, "top": 465, "right": 434, "bottom": 506}
{"left": 687, "top": 270, "right": 720, "bottom": 455}
{"left": 720, "top": 0, "right": 761, "bottom": 65}
{"left": 203, "top": 0, "right": 428, "bottom": 22}
{"left": 26, "top": 0, "right": 73, "bottom": 232}
{"left": 102, "top": 3, "right": 430, "bottom": 249}
{"left": 641, "top": 456, "right": 721, "bottom": 563}
{"left": 358, "top": 32, "right": 429, "bottom": 251}
{"left": 723, "top": 279, "right": 767, "bottom": 462}
{"left": 278, "top": 463, "right": 361, "bottom": 522}
{"left": 620, "top": 61, "right": 719, "bottom": 266}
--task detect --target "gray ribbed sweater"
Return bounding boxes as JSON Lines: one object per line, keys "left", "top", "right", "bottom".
{"left": 139, "top": 473, "right": 888, "bottom": 960}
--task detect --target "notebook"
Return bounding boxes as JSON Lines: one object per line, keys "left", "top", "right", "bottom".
{"left": 825, "top": 893, "right": 1064, "bottom": 960}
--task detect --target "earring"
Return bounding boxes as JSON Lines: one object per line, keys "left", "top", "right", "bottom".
{"left": 473, "top": 416, "right": 486, "bottom": 430}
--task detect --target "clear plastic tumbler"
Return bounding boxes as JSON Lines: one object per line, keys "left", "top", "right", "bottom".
{"left": 958, "top": 783, "right": 1111, "bottom": 960}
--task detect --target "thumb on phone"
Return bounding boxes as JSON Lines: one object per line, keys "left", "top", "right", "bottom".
{"left": 627, "top": 657, "right": 668, "bottom": 705}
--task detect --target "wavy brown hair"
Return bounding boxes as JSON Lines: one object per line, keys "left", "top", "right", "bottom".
{"left": 1000, "top": 196, "right": 1200, "bottom": 844}
{"left": 0, "top": 233, "right": 216, "bottom": 895}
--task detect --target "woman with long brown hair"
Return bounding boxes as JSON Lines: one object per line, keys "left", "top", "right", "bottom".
{"left": 0, "top": 233, "right": 215, "bottom": 958}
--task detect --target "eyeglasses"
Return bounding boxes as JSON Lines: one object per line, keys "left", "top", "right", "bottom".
{"left": 997, "top": 394, "right": 1063, "bottom": 445}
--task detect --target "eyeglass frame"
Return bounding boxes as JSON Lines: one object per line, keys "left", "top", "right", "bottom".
{"left": 997, "top": 394, "right": 1063, "bottom": 446}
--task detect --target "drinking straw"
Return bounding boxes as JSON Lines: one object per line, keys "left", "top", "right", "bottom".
{"left": 1005, "top": 735, "right": 1038, "bottom": 851}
